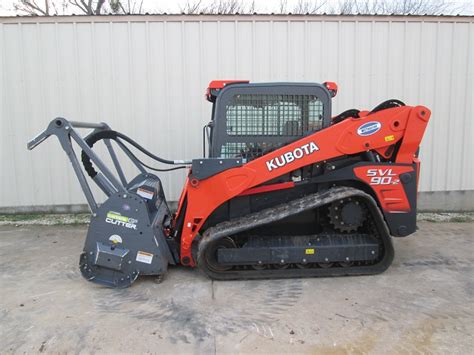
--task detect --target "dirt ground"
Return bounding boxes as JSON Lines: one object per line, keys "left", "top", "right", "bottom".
{"left": 0, "top": 221, "right": 473, "bottom": 354}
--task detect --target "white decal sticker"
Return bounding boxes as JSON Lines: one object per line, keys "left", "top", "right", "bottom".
{"left": 266, "top": 141, "right": 319, "bottom": 172}
{"left": 357, "top": 121, "right": 381, "bottom": 136}
{"left": 136, "top": 251, "right": 154, "bottom": 264}
{"left": 105, "top": 211, "right": 138, "bottom": 230}
{"left": 367, "top": 168, "right": 400, "bottom": 185}
{"left": 108, "top": 234, "right": 123, "bottom": 244}
{"left": 137, "top": 187, "right": 154, "bottom": 200}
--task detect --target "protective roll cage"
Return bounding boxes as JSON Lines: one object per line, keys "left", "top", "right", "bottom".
{"left": 27, "top": 118, "right": 188, "bottom": 213}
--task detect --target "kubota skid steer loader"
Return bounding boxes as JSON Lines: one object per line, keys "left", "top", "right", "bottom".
{"left": 28, "top": 80, "right": 431, "bottom": 288}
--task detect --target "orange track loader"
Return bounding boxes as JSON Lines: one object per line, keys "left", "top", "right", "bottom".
{"left": 28, "top": 81, "right": 430, "bottom": 287}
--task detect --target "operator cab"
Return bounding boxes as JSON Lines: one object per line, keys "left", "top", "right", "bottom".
{"left": 204, "top": 80, "right": 336, "bottom": 160}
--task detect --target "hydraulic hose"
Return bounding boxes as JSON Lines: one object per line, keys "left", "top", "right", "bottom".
{"left": 117, "top": 142, "right": 188, "bottom": 172}
{"left": 369, "top": 99, "right": 405, "bottom": 114}
{"left": 81, "top": 130, "right": 188, "bottom": 178}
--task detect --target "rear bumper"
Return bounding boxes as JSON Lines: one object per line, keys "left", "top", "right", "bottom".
{"left": 382, "top": 167, "right": 418, "bottom": 237}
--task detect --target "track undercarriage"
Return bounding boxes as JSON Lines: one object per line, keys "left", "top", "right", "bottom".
{"left": 197, "top": 187, "right": 394, "bottom": 280}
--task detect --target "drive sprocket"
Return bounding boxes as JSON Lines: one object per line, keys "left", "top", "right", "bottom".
{"left": 328, "top": 198, "right": 366, "bottom": 233}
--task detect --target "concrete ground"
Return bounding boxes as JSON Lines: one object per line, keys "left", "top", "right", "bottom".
{"left": 0, "top": 222, "right": 472, "bottom": 354}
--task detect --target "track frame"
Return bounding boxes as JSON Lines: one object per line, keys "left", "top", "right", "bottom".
{"left": 197, "top": 186, "right": 394, "bottom": 280}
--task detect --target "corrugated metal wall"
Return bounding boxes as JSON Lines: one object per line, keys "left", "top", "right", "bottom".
{"left": 1, "top": 15, "right": 473, "bottom": 209}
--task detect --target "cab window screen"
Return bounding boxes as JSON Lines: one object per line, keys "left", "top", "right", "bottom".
{"left": 226, "top": 94, "right": 323, "bottom": 136}
{"left": 220, "top": 142, "right": 283, "bottom": 159}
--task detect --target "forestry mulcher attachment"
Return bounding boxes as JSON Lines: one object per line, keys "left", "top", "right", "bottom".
{"left": 28, "top": 81, "right": 431, "bottom": 288}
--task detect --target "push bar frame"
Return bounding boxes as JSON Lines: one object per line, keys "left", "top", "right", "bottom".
{"left": 28, "top": 117, "right": 149, "bottom": 213}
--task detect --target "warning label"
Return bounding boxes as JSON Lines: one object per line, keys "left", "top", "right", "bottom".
{"left": 137, "top": 188, "right": 154, "bottom": 200}
{"left": 136, "top": 251, "right": 154, "bottom": 264}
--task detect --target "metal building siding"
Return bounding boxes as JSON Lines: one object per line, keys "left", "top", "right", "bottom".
{"left": 0, "top": 15, "right": 472, "bottom": 208}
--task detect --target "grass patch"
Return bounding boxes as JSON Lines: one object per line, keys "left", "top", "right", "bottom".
{"left": 0, "top": 214, "right": 46, "bottom": 222}
{"left": 0, "top": 213, "right": 90, "bottom": 226}
{"left": 449, "top": 216, "right": 472, "bottom": 223}
{"left": 418, "top": 212, "right": 473, "bottom": 223}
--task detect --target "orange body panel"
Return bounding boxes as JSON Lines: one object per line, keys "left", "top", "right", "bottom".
{"left": 353, "top": 165, "right": 414, "bottom": 212}
{"left": 179, "top": 105, "right": 431, "bottom": 265}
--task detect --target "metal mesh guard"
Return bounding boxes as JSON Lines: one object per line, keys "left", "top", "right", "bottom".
{"left": 220, "top": 142, "right": 284, "bottom": 159}
{"left": 226, "top": 94, "right": 323, "bottom": 137}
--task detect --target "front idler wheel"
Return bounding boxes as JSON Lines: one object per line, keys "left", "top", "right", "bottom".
{"left": 203, "top": 237, "right": 237, "bottom": 273}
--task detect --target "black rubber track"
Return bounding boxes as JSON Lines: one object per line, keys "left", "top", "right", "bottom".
{"left": 197, "top": 186, "right": 394, "bottom": 280}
